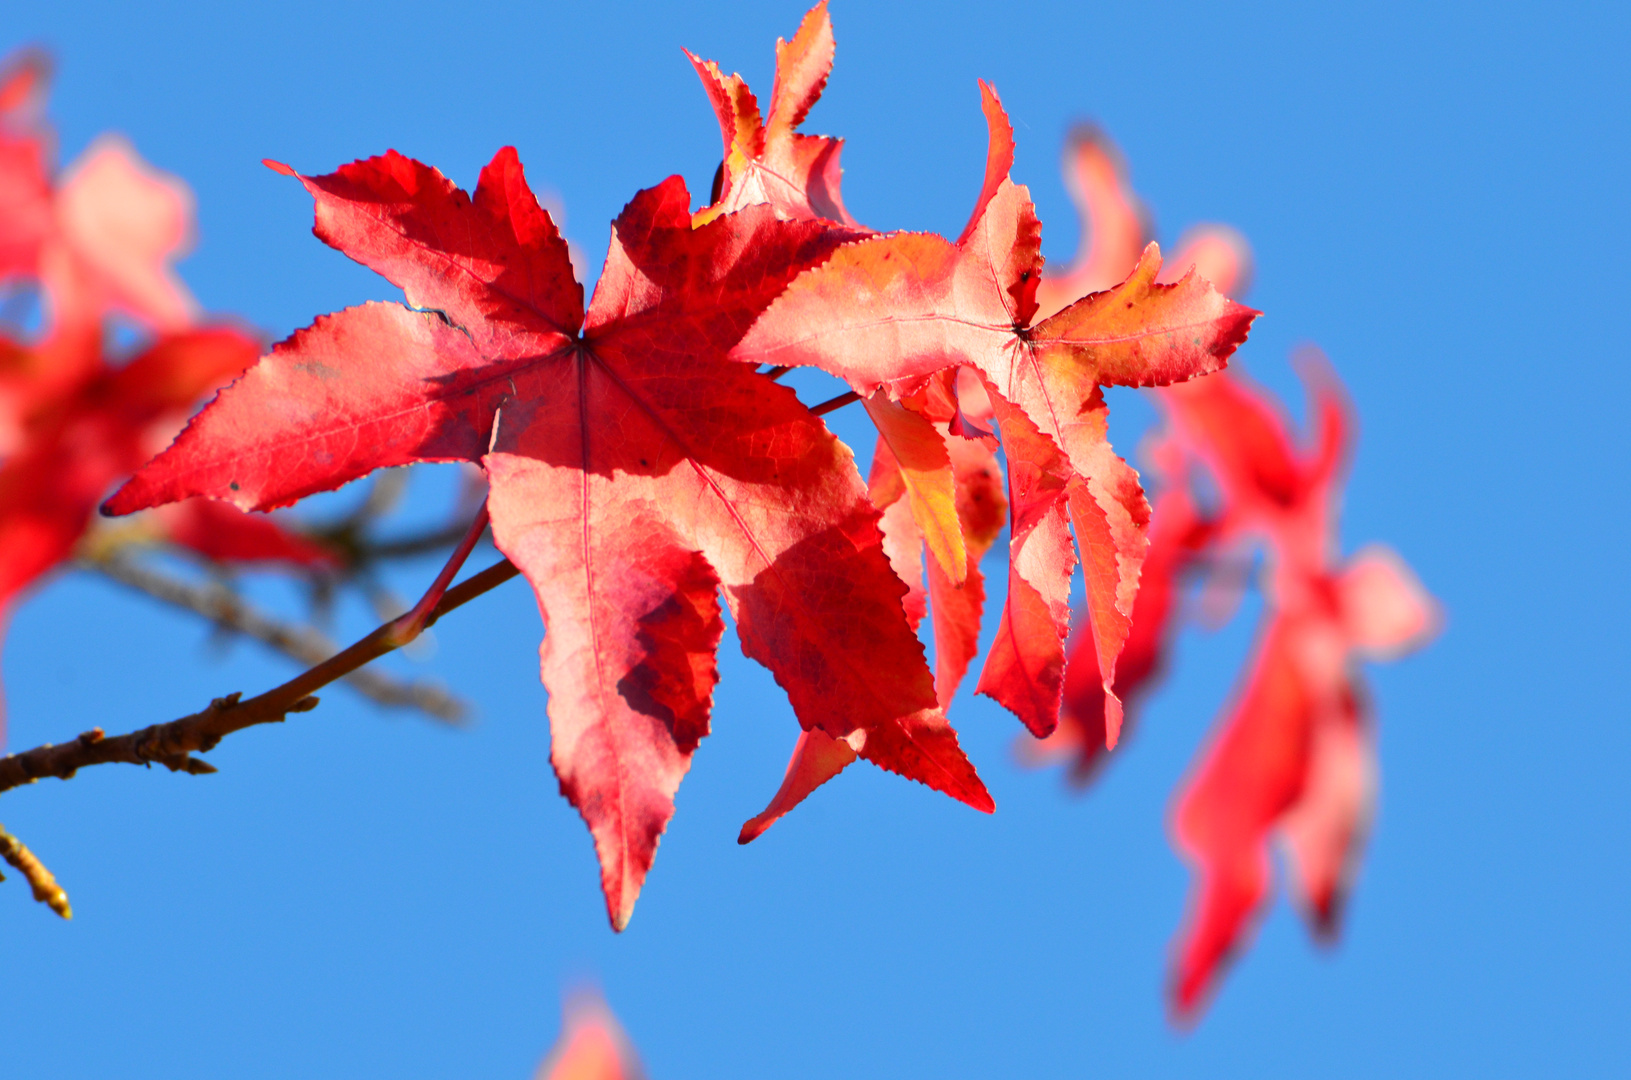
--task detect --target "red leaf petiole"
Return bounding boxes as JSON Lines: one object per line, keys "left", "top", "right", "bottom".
{"left": 383, "top": 499, "right": 490, "bottom": 648}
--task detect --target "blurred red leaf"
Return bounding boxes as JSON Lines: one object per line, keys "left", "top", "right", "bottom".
{"left": 0, "top": 328, "right": 261, "bottom": 621}
{"left": 1164, "top": 361, "right": 1439, "bottom": 1020}
{"left": 1034, "top": 125, "right": 1149, "bottom": 320}
{"left": 0, "top": 56, "right": 299, "bottom": 741}
{"left": 535, "top": 991, "right": 644, "bottom": 1080}
{"left": 1023, "top": 119, "right": 1437, "bottom": 1020}
{"left": 0, "top": 49, "right": 52, "bottom": 288}
{"left": 152, "top": 498, "right": 337, "bottom": 568}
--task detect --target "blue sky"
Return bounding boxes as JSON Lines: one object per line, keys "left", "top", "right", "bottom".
{"left": 3, "top": 1, "right": 1628, "bottom": 1076}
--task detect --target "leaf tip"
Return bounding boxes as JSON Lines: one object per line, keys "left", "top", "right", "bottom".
{"left": 100, "top": 481, "right": 142, "bottom": 518}
{"left": 1167, "top": 988, "right": 1204, "bottom": 1031}
{"left": 1103, "top": 689, "right": 1124, "bottom": 750}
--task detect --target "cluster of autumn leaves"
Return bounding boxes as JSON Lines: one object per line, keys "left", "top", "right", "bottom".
{"left": 0, "top": 3, "right": 1437, "bottom": 1022}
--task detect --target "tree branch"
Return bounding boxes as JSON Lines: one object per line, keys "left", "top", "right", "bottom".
{"left": 0, "top": 823, "right": 71, "bottom": 918}
{"left": 810, "top": 390, "right": 861, "bottom": 416}
{"left": 82, "top": 552, "right": 467, "bottom": 723}
{"left": 0, "top": 559, "right": 521, "bottom": 798}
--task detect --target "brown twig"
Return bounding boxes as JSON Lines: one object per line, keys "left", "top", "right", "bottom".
{"left": 310, "top": 468, "right": 485, "bottom": 567}
{"left": 0, "top": 823, "right": 71, "bottom": 918}
{"left": 82, "top": 553, "right": 467, "bottom": 723}
{"left": 0, "top": 559, "right": 521, "bottom": 798}
{"left": 356, "top": 520, "right": 480, "bottom": 560}
{"left": 810, "top": 390, "right": 861, "bottom": 416}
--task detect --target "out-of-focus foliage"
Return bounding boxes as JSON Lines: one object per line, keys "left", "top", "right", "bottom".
{"left": 1020, "top": 124, "right": 1438, "bottom": 1019}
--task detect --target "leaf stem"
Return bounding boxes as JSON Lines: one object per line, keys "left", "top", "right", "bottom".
{"left": 383, "top": 500, "right": 489, "bottom": 647}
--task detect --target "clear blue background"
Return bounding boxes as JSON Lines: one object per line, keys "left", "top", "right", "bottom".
{"left": 3, "top": 1, "right": 1627, "bottom": 1076}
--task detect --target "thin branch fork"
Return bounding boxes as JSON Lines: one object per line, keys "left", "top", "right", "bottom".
{"left": 307, "top": 468, "right": 487, "bottom": 566}
{"left": 0, "top": 558, "right": 521, "bottom": 799}
{"left": 83, "top": 552, "right": 467, "bottom": 722}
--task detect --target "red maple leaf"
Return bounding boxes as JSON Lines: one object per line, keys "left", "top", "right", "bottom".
{"left": 690, "top": 9, "right": 1182, "bottom": 810}
{"left": 686, "top": 22, "right": 1245, "bottom": 761}
{"left": 108, "top": 145, "right": 993, "bottom": 929}
{"left": 734, "top": 84, "right": 1257, "bottom": 747}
